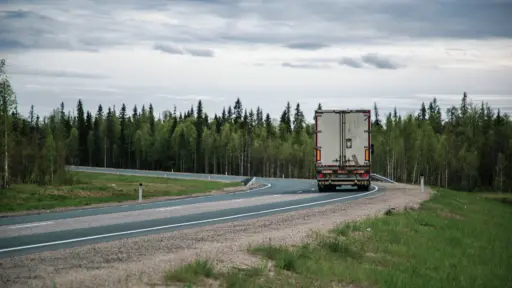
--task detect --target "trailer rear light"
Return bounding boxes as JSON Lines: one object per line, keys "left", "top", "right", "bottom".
{"left": 363, "top": 173, "right": 368, "bottom": 178}
{"left": 365, "top": 149, "right": 369, "bottom": 161}
{"left": 318, "top": 173, "right": 323, "bottom": 178}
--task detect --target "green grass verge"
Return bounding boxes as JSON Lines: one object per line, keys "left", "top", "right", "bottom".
{"left": 475, "top": 192, "right": 512, "bottom": 205}
{"left": 0, "top": 171, "right": 241, "bottom": 213}
{"left": 165, "top": 189, "right": 512, "bottom": 288}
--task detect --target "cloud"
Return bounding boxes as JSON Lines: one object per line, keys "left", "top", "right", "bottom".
{"left": 282, "top": 62, "right": 331, "bottom": 69}
{"left": 361, "top": 53, "right": 402, "bottom": 70}
{"left": 336, "top": 54, "right": 402, "bottom": 69}
{"left": 338, "top": 57, "right": 364, "bottom": 69}
{"left": 284, "top": 42, "right": 329, "bottom": 50}
{"left": 2, "top": 0, "right": 511, "bottom": 53}
{"left": 154, "top": 94, "right": 225, "bottom": 102}
{"left": 184, "top": 47, "right": 215, "bottom": 57}
{"left": 8, "top": 66, "right": 108, "bottom": 79}
{"left": 154, "top": 43, "right": 215, "bottom": 57}
{"left": 0, "top": 10, "right": 101, "bottom": 52}
{"left": 2, "top": 0, "right": 512, "bottom": 120}
{"left": 153, "top": 43, "right": 184, "bottom": 55}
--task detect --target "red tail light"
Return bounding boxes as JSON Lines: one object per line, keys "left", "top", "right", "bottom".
{"left": 363, "top": 173, "right": 368, "bottom": 178}
{"left": 319, "top": 173, "right": 323, "bottom": 178}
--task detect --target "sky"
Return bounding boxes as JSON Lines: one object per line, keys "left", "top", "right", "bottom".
{"left": 1, "top": 0, "right": 512, "bottom": 122}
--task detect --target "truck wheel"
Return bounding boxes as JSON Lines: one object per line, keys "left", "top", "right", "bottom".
{"left": 356, "top": 185, "right": 369, "bottom": 191}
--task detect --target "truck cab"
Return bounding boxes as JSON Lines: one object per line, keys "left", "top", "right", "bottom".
{"left": 314, "top": 109, "right": 373, "bottom": 192}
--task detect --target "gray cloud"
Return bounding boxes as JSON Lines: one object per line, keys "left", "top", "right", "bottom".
{"left": 185, "top": 47, "right": 215, "bottom": 57}
{"left": 338, "top": 57, "right": 364, "bottom": 69}
{"left": 8, "top": 67, "right": 108, "bottom": 79}
{"left": 154, "top": 43, "right": 215, "bottom": 57}
{"left": 0, "top": 10, "right": 103, "bottom": 52}
{"left": 284, "top": 42, "right": 329, "bottom": 50}
{"left": 1, "top": 0, "right": 510, "bottom": 53}
{"left": 282, "top": 62, "right": 330, "bottom": 69}
{"left": 335, "top": 54, "right": 402, "bottom": 70}
{"left": 361, "top": 54, "right": 401, "bottom": 70}
{"left": 153, "top": 43, "right": 184, "bottom": 55}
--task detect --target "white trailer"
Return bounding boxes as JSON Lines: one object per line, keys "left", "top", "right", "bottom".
{"left": 314, "top": 109, "right": 373, "bottom": 192}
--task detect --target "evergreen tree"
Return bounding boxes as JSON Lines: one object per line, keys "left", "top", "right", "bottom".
{"left": 0, "top": 58, "right": 510, "bottom": 193}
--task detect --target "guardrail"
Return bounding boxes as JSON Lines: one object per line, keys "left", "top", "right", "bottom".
{"left": 67, "top": 166, "right": 396, "bottom": 184}
{"left": 241, "top": 177, "right": 256, "bottom": 186}
{"left": 370, "top": 173, "right": 396, "bottom": 183}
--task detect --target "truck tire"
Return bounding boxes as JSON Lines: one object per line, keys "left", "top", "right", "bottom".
{"left": 357, "top": 184, "right": 370, "bottom": 191}
{"left": 318, "top": 184, "right": 335, "bottom": 192}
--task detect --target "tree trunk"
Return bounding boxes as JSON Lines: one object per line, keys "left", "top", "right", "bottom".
{"left": 213, "top": 150, "right": 217, "bottom": 174}
{"left": 225, "top": 153, "right": 228, "bottom": 175}
{"left": 412, "top": 162, "right": 417, "bottom": 184}
{"left": 3, "top": 87, "right": 8, "bottom": 188}
{"left": 445, "top": 161, "right": 448, "bottom": 188}
{"left": 128, "top": 139, "right": 131, "bottom": 169}
{"left": 204, "top": 150, "right": 209, "bottom": 174}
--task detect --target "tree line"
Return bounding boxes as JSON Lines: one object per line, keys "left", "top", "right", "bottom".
{"left": 1, "top": 59, "right": 511, "bottom": 192}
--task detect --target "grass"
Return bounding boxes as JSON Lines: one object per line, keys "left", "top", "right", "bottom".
{"left": 165, "top": 188, "right": 512, "bottom": 288}
{"left": 164, "top": 259, "right": 217, "bottom": 286}
{"left": 476, "top": 192, "right": 512, "bottom": 205}
{"left": 0, "top": 171, "right": 241, "bottom": 213}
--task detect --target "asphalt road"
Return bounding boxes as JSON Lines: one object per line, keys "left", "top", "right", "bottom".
{"left": 0, "top": 166, "right": 384, "bottom": 259}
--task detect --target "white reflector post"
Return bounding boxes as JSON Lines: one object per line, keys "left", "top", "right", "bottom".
{"left": 139, "top": 183, "right": 143, "bottom": 202}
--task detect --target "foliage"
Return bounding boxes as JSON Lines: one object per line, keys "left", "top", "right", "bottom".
{"left": 1, "top": 58, "right": 511, "bottom": 192}
{"left": 371, "top": 93, "right": 511, "bottom": 192}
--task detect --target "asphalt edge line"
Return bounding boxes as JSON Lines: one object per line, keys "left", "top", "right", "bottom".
{"left": 0, "top": 185, "right": 379, "bottom": 253}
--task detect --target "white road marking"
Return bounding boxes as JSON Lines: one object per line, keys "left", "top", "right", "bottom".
{"left": 233, "top": 199, "right": 244, "bottom": 202}
{"left": 7, "top": 222, "right": 54, "bottom": 229}
{"left": 156, "top": 207, "right": 182, "bottom": 211}
{"left": 0, "top": 185, "right": 379, "bottom": 253}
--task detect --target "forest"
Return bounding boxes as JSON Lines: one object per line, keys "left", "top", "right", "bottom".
{"left": 1, "top": 58, "right": 511, "bottom": 192}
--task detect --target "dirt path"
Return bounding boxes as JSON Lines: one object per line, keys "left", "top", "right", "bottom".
{"left": 0, "top": 183, "right": 431, "bottom": 288}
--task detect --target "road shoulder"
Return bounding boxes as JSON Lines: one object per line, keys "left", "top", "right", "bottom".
{"left": 0, "top": 183, "right": 267, "bottom": 218}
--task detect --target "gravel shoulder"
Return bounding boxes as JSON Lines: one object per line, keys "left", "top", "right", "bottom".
{"left": 0, "top": 183, "right": 431, "bottom": 288}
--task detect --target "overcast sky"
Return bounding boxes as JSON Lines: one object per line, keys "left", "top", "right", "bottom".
{"left": 1, "top": 0, "right": 511, "bottom": 122}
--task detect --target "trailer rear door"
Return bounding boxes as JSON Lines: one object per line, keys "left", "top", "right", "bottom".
{"left": 315, "top": 111, "right": 341, "bottom": 166}
{"left": 343, "top": 111, "right": 371, "bottom": 167}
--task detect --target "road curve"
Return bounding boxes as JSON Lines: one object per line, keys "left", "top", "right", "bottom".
{"left": 0, "top": 167, "right": 384, "bottom": 258}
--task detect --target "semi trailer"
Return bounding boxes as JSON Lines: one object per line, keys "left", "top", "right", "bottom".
{"left": 314, "top": 109, "right": 374, "bottom": 192}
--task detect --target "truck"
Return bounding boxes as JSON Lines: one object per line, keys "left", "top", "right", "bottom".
{"left": 314, "top": 109, "right": 374, "bottom": 192}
